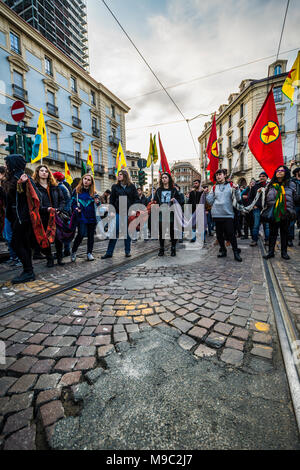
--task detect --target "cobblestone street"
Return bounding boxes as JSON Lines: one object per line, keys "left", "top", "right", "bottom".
{"left": 0, "top": 236, "right": 299, "bottom": 450}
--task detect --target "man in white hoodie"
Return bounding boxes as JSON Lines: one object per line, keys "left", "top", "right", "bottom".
{"left": 206, "top": 169, "right": 242, "bottom": 262}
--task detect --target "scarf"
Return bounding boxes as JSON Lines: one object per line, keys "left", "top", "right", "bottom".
{"left": 273, "top": 183, "right": 287, "bottom": 222}
{"left": 26, "top": 178, "right": 56, "bottom": 249}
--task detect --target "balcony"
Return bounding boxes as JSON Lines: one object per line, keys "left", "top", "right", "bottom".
{"left": 94, "top": 163, "right": 105, "bottom": 175}
{"left": 72, "top": 116, "right": 82, "bottom": 129}
{"left": 232, "top": 137, "right": 246, "bottom": 150}
{"left": 92, "top": 127, "right": 100, "bottom": 138}
{"left": 47, "top": 102, "right": 59, "bottom": 117}
{"left": 47, "top": 148, "right": 80, "bottom": 168}
{"left": 226, "top": 147, "right": 233, "bottom": 157}
{"left": 108, "top": 168, "right": 116, "bottom": 179}
{"left": 12, "top": 84, "right": 28, "bottom": 102}
{"left": 109, "top": 135, "right": 120, "bottom": 146}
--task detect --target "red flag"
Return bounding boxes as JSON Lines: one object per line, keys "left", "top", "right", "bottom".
{"left": 206, "top": 114, "right": 219, "bottom": 182}
{"left": 248, "top": 88, "right": 283, "bottom": 177}
{"left": 158, "top": 133, "right": 171, "bottom": 174}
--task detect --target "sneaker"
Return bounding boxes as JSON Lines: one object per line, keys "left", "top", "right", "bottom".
{"left": 87, "top": 253, "right": 94, "bottom": 261}
{"left": 101, "top": 253, "right": 112, "bottom": 259}
{"left": 12, "top": 271, "right": 35, "bottom": 284}
{"left": 71, "top": 253, "right": 76, "bottom": 262}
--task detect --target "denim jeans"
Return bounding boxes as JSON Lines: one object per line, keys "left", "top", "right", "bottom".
{"left": 3, "top": 218, "right": 18, "bottom": 259}
{"left": 106, "top": 214, "right": 131, "bottom": 255}
{"left": 288, "top": 207, "right": 300, "bottom": 240}
{"left": 252, "top": 208, "right": 269, "bottom": 242}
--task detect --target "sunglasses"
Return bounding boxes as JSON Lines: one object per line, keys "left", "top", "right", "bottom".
{"left": 276, "top": 169, "right": 285, "bottom": 172}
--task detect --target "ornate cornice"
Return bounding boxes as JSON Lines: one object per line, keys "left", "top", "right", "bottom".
{"left": 46, "top": 119, "right": 63, "bottom": 131}
{"left": 43, "top": 78, "right": 59, "bottom": 92}
{"left": 7, "top": 54, "right": 29, "bottom": 72}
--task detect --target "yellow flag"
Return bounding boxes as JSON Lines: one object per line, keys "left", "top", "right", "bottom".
{"left": 87, "top": 144, "right": 94, "bottom": 175}
{"left": 65, "top": 161, "right": 73, "bottom": 185}
{"left": 115, "top": 141, "right": 127, "bottom": 176}
{"left": 31, "top": 109, "right": 48, "bottom": 163}
{"left": 153, "top": 134, "right": 158, "bottom": 164}
{"left": 282, "top": 51, "right": 300, "bottom": 105}
{"left": 146, "top": 134, "right": 154, "bottom": 167}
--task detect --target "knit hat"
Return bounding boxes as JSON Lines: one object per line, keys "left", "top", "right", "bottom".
{"left": 52, "top": 171, "right": 65, "bottom": 182}
{"left": 4, "top": 154, "right": 26, "bottom": 179}
{"left": 259, "top": 171, "right": 268, "bottom": 177}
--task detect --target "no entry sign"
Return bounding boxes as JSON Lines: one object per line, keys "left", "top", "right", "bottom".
{"left": 11, "top": 100, "right": 26, "bottom": 122}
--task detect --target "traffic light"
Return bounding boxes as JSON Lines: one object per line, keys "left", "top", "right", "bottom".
{"left": 138, "top": 169, "right": 146, "bottom": 186}
{"left": 23, "top": 135, "right": 33, "bottom": 162}
{"left": 4, "top": 134, "right": 17, "bottom": 155}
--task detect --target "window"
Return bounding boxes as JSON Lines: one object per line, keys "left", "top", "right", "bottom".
{"left": 228, "top": 135, "right": 232, "bottom": 149}
{"left": 50, "top": 132, "right": 58, "bottom": 151}
{"left": 48, "top": 90, "right": 55, "bottom": 105}
{"left": 111, "top": 104, "right": 115, "bottom": 119}
{"left": 228, "top": 114, "right": 232, "bottom": 128}
{"left": 131, "top": 161, "right": 135, "bottom": 167}
{"left": 91, "top": 90, "right": 96, "bottom": 106}
{"left": 274, "top": 65, "right": 282, "bottom": 76}
{"left": 75, "top": 142, "right": 81, "bottom": 163}
{"left": 45, "top": 56, "right": 53, "bottom": 76}
{"left": 13, "top": 70, "right": 23, "bottom": 88}
{"left": 219, "top": 123, "right": 222, "bottom": 136}
{"left": 240, "top": 103, "right": 244, "bottom": 118}
{"left": 273, "top": 87, "right": 282, "bottom": 103}
{"left": 240, "top": 127, "right": 244, "bottom": 139}
{"left": 219, "top": 143, "right": 222, "bottom": 156}
{"left": 73, "top": 105, "right": 79, "bottom": 118}
{"left": 10, "top": 31, "right": 21, "bottom": 54}
{"left": 92, "top": 117, "right": 97, "bottom": 129}
{"left": 228, "top": 158, "right": 232, "bottom": 173}
{"left": 70, "top": 76, "right": 77, "bottom": 92}
{"left": 12, "top": 70, "right": 27, "bottom": 100}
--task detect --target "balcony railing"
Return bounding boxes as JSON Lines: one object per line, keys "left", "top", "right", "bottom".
{"left": 232, "top": 137, "right": 246, "bottom": 150}
{"left": 92, "top": 127, "right": 100, "bottom": 138}
{"left": 108, "top": 167, "right": 116, "bottom": 179}
{"left": 94, "top": 163, "right": 105, "bottom": 175}
{"left": 47, "top": 102, "right": 59, "bottom": 117}
{"left": 47, "top": 148, "right": 80, "bottom": 168}
{"left": 12, "top": 84, "right": 28, "bottom": 102}
{"left": 109, "top": 135, "right": 120, "bottom": 146}
{"left": 72, "top": 116, "right": 82, "bottom": 128}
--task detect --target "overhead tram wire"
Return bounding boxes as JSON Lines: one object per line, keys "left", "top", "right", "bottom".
{"left": 276, "top": 0, "right": 290, "bottom": 61}
{"left": 100, "top": 0, "right": 200, "bottom": 158}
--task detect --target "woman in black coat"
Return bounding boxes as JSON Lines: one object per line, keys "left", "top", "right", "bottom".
{"left": 263, "top": 165, "right": 297, "bottom": 260}
{"left": 2, "top": 154, "right": 39, "bottom": 283}
{"left": 153, "top": 172, "right": 182, "bottom": 257}
{"left": 33, "top": 164, "right": 65, "bottom": 267}
{"left": 101, "top": 170, "right": 139, "bottom": 258}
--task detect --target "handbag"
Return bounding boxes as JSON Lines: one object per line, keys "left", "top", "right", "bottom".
{"left": 260, "top": 204, "right": 274, "bottom": 223}
{"left": 55, "top": 211, "right": 76, "bottom": 242}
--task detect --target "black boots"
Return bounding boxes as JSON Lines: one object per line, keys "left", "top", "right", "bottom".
{"left": 233, "top": 251, "right": 242, "bottom": 262}
{"left": 281, "top": 252, "right": 290, "bottom": 260}
{"left": 218, "top": 249, "right": 227, "bottom": 258}
{"left": 171, "top": 246, "right": 176, "bottom": 257}
{"left": 158, "top": 248, "right": 164, "bottom": 256}
{"left": 263, "top": 251, "right": 275, "bottom": 259}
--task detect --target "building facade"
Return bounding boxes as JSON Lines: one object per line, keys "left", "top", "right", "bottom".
{"left": 126, "top": 150, "right": 140, "bottom": 187}
{"left": 0, "top": 1, "right": 130, "bottom": 193}
{"left": 4, "top": 0, "right": 89, "bottom": 70}
{"left": 171, "top": 161, "right": 202, "bottom": 194}
{"left": 198, "top": 59, "right": 300, "bottom": 184}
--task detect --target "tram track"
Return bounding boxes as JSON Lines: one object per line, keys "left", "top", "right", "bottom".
{"left": 0, "top": 241, "right": 162, "bottom": 318}
{"left": 259, "top": 239, "right": 300, "bottom": 431}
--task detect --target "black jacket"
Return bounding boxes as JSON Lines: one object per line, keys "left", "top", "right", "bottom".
{"left": 265, "top": 180, "right": 297, "bottom": 216}
{"left": 110, "top": 183, "right": 140, "bottom": 214}
{"left": 4, "top": 177, "right": 40, "bottom": 225}
{"left": 153, "top": 187, "right": 181, "bottom": 206}
{"left": 138, "top": 194, "right": 148, "bottom": 206}
{"left": 36, "top": 183, "right": 65, "bottom": 220}
{"left": 188, "top": 190, "right": 204, "bottom": 213}
{"left": 249, "top": 181, "right": 268, "bottom": 210}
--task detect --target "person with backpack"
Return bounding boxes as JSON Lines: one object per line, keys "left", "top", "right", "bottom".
{"left": 248, "top": 171, "right": 270, "bottom": 247}
{"left": 70, "top": 173, "right": 100, "bottom": 262}
{"left": 206, "top": 169, "right": 242, "bottom": 261}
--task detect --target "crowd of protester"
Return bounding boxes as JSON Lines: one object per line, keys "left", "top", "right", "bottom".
{"left": 0, "top": 153, "right": 299, "bottom": 283}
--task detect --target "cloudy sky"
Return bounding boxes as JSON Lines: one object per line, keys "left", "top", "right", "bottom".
{"left": 87, "top": 0, "right": 300, "bottom": 169}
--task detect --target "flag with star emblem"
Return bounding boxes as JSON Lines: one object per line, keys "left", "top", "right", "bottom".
{"left": 248, "top": 87, "right": 283, "bottom": 177}
{"left": 282, "top": 51, "right": 300, "bottom": 106}
{"left": 206, "top": 114, "right": 219, "bottom": 182}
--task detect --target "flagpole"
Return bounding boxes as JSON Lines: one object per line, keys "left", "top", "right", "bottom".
{"left": 151, "top": 159, "right": 154, "bottom": 199}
